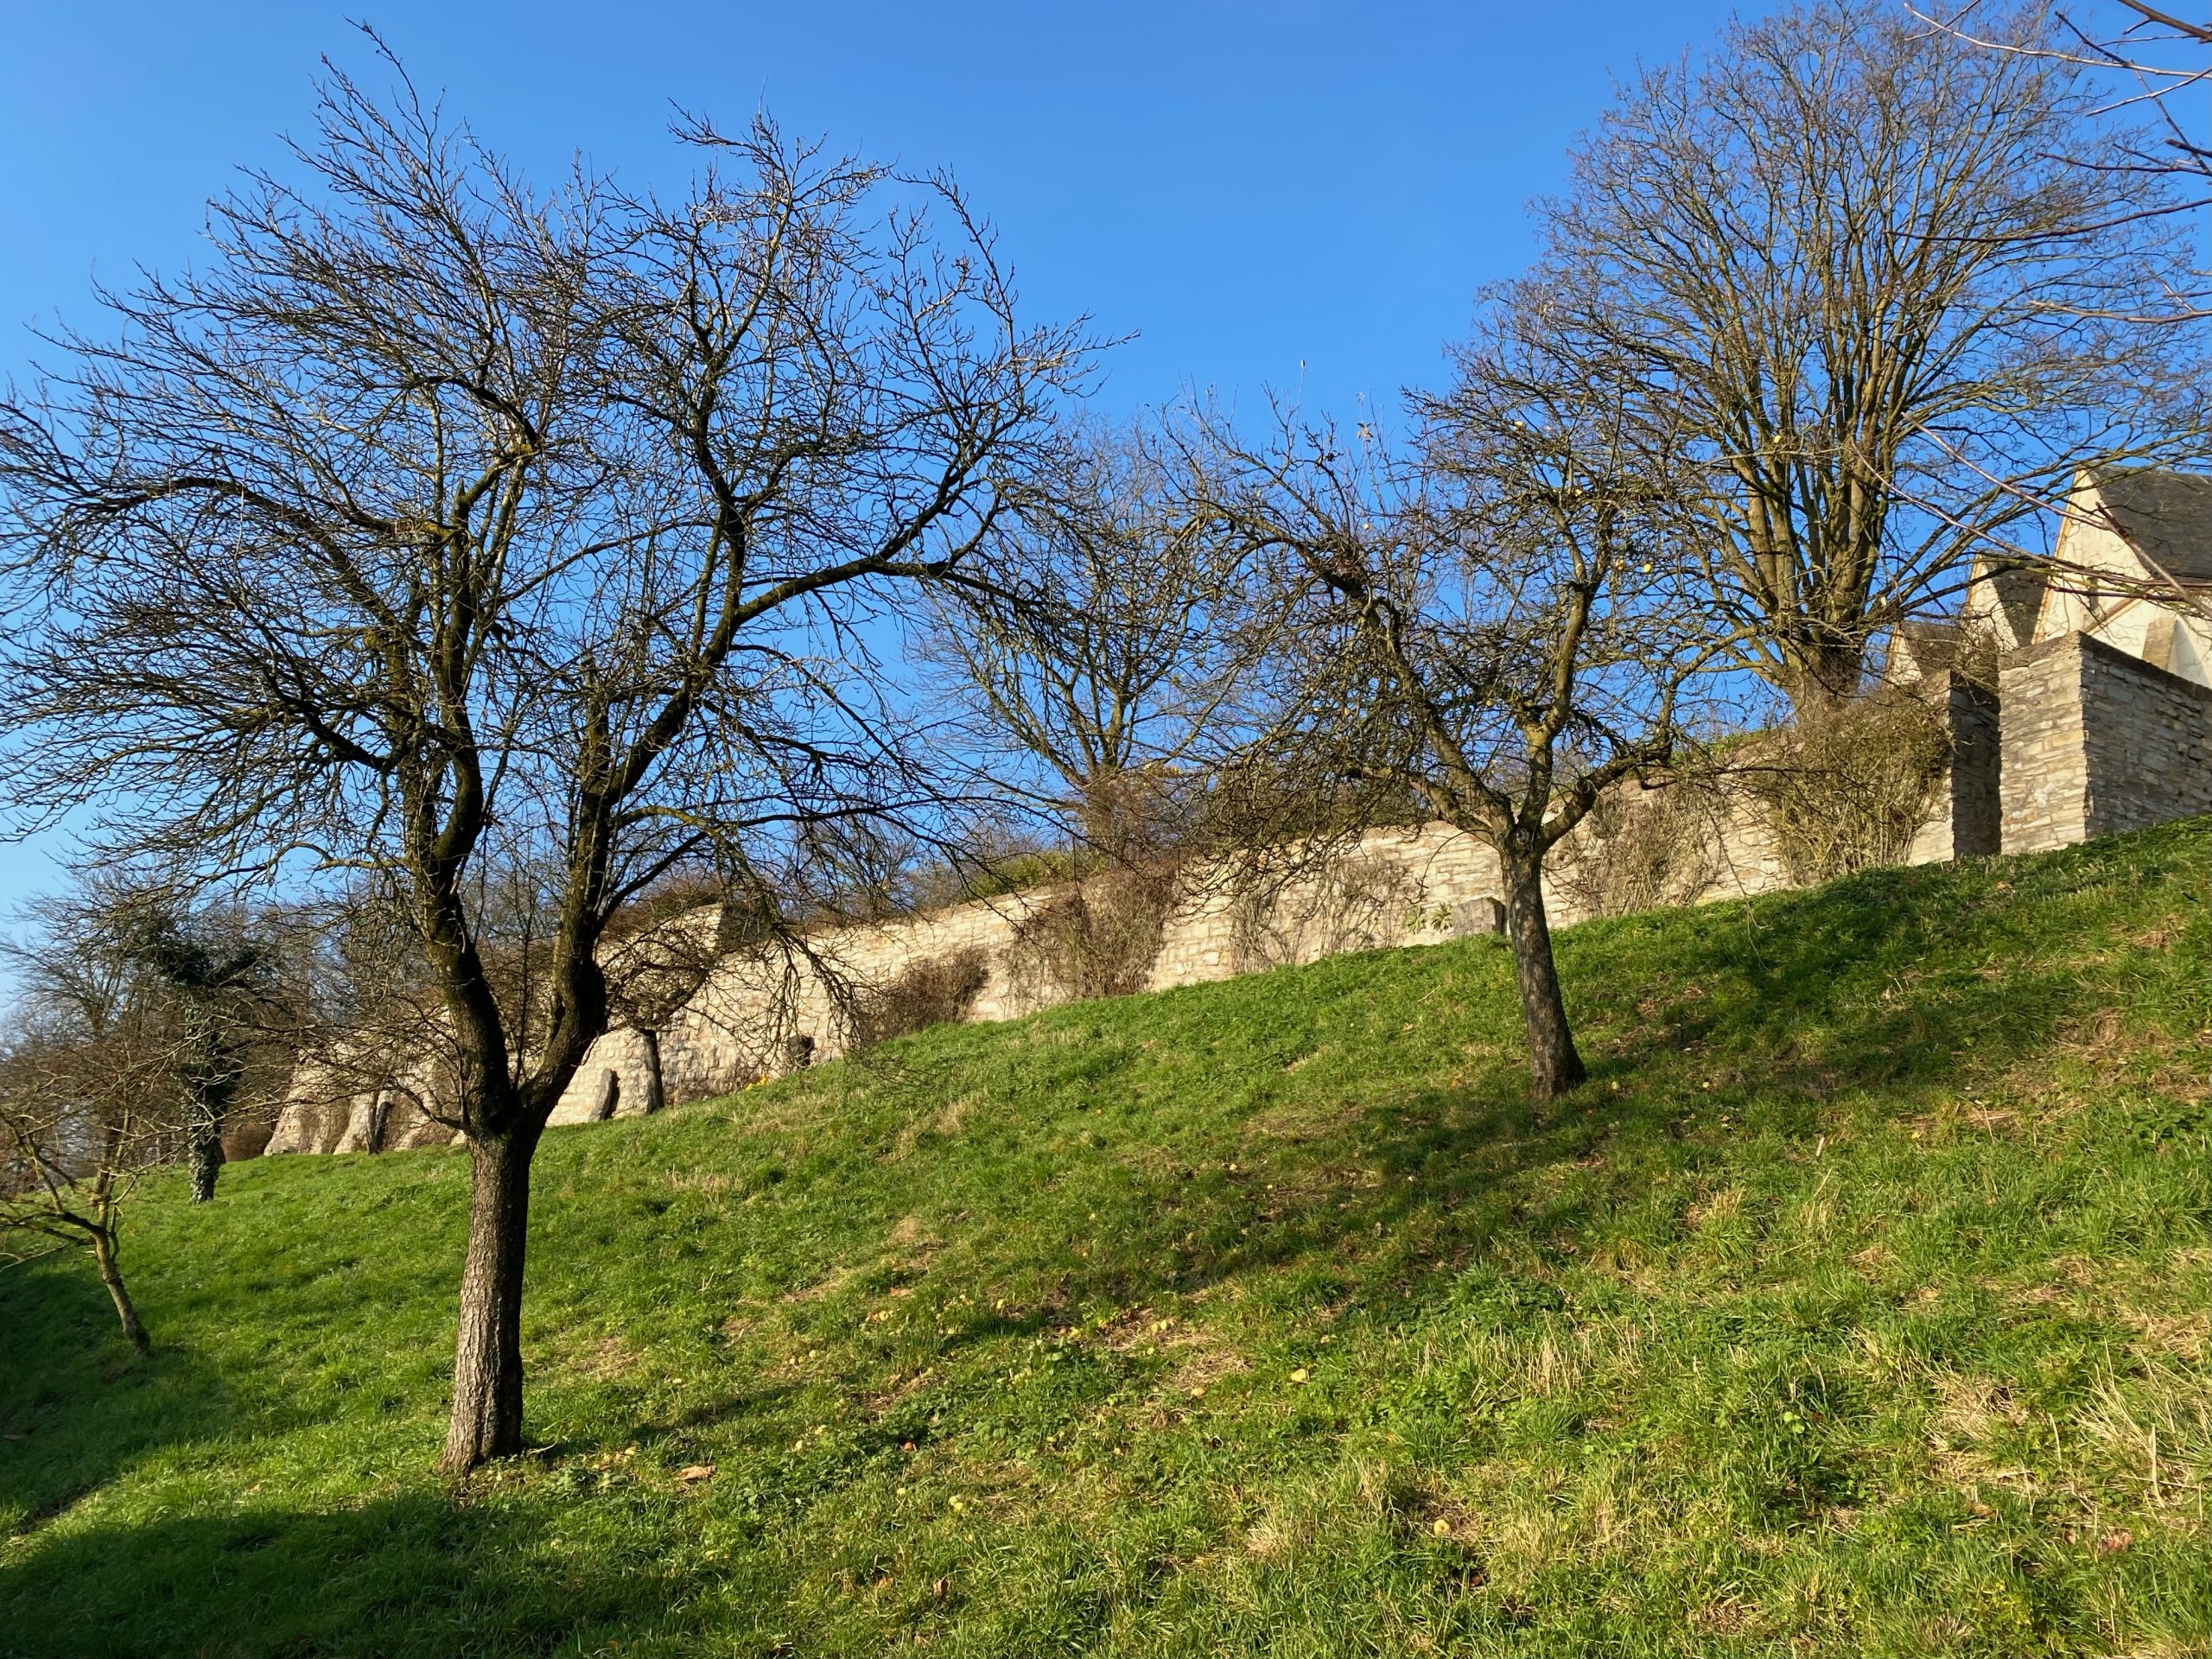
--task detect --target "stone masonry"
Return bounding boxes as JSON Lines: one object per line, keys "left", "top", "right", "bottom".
{"left": 1999, "top": 632, "right": 2212, "bottom": 855}
{"left": 265, "top": 631, "right": 2202, "bottom": 1154}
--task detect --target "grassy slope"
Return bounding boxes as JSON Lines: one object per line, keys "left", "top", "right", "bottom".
{"left": 3, "top": 825, "right": 2210, "bottom": 1659}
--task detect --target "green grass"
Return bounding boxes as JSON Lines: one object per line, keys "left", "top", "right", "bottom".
{"left": 4, "top": 823, "right": 2211, "bottom": 1657}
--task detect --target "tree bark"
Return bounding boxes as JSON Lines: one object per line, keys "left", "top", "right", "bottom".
{"left": 186, "top": 1105, "right": 224, "bottom": 1203}
{"left": 639, "top": 1028, "right": 664, "bottom": 1116}
{"left": 442, "top": 1124, "right": 539, "bottom": 1473}
{"left": 182, "top": 1038, "right": 240, "bottom": 1201}
{"left": 1501, "top": 846, "right": 1586, "bottom": 1101}
{"left": 1780, "top": 641, "right": 1867, "bottom": 715}
{"left": 90, "top": 1226, "right": 150, "bottom": 1354}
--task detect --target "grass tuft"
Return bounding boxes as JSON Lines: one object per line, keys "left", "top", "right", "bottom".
{"left": 5, "top": 822, "right": 2212, "bottom": 1655}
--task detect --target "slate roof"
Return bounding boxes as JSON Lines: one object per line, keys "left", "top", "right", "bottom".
{"left": 2088, "top": 467, "right": 2212, "bottom": 582}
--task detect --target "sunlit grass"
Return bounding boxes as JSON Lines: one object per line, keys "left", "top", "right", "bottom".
{"left": 3, "top": 821, "right": 2209, "bottom": 1656}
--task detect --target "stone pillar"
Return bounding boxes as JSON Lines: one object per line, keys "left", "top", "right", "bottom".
{"left": 1999, "top": 636, "right": 2094, "bottom": 855}
{"left": 1905, "top": 669, "right": 2001, "bottom": 863}
{"left": 1944, "top": 673, "right": 2002, "bottom": 858}
{"left": 2000, "top": 631, "right": 2212, "bottom": 855}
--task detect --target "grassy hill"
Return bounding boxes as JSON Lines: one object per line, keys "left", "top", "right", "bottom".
{"left": 3, "top": 824, "right": 2210, "bottom": 1658}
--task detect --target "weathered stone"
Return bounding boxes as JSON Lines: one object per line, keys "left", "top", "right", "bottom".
{"left": 273, "top": 626, "right": 2212, "bottom": 1152}
{"left": 2001, "top": 632, "right": 2212, "bottom": 855}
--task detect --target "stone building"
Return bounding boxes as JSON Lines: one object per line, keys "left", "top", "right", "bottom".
{"left": 265, "top": 466, "right": 2212, "bottom": 1155}
{"left": 2031, "top": 467, "right": 2212, "bottom": 682}
{"left": 1902, "top": 467, "right": 2212, "bottom": 855}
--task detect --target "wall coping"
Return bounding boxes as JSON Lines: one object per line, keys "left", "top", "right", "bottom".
{"left": 2005, "top": 628, "right": 2212, "bottom": 709}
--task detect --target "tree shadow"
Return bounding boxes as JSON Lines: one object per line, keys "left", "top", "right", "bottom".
{"left": 0, "top": 1253, "right": 238, "bottom": 1536}
{"left": 0, "top": 1490, "right": 692, "bottom": 1658}
{"left": 892, "top": 839, "right": 2197, "bottom": 1332}
{"left": 6, "top": 833, "right": 2198, "bottom": 1656}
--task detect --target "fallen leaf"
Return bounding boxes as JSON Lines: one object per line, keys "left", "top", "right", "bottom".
{"left": 1289, "top": 1368, "right": 1310, "bottom": 1385}
{"left": 677, "top": 1464, "right": 716, "bottom": 1483}
{"left": 2096, "top": 1529, "right": 2133, "bottom": 1555}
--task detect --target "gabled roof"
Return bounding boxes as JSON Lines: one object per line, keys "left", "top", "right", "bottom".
{"left": 1888, "top": 618, "right": 1960, "bottom": 681}
{"left": 1967, "top": 555, "right": 2044, "bottom": 644}
{"left": 2084, "top": 467, "right": 2212, "bottom": 582}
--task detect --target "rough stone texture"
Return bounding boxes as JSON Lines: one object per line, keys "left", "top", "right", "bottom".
{"left": 274, "top": 637, "right": 2206, "bottom": 1155}
{"left": 273, "top": 760, "right": 1934, "bottom": 1154}
{"left": 1905, "top": 671, "right": 2001, "bottom": 864}
{"left": 2000, "top": 636, "right": 2094, "bottom": 855}
{"left": 531, "top": 780, "right": 1838, "bottom": 1138}
{"left": 2001, "top": 631, "right": 2212, "bottom": 855}
{"left": 548, "top": 1027, "right": 662, "bottom": 1128}
{"left": 265, "top": 1051, "right": 458, "bottom": 1155}
{"left": 1146, "top": 823, "right": 1501, "bottom": 991}
{"left": 547, "top": 888, "right": 1056, "bottom": 1127}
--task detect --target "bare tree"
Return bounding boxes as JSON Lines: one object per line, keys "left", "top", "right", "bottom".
{"left": 1920, "top": 1, "right": 2212, "bottom": 217}
{"left": 0, "top": 55, "right": 1085, "bottom": 1471}
{"left": 1539, "top": 0, "right": 2204, "bottom": 707}
{"left": 921, "top": 418, "right": 1243, "bottom": 861}
{"left": 1205, "top": 312, "right": 1730, "bottom": 1099}
{"left": 0, "top": 897, "right": 186, "bottom": 1353}
{"left": 1904, "top": 6, "right": 2212, "bottom": 627}
{"left": 121, "top": 906, "right": 270, "bottom": 1201}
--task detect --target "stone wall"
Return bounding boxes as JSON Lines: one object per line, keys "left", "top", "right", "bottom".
{"left": 265, "top": 658, "right": 2102, "bottom": 1156}
{"left": 264, "top": 1049, "right": 457, "bottom": 1155}
{"left": 2001, "top": 632, "right": 2212, "bottom": 855}
{"left": 2000, "top": 636, "right": 2094, "bottom": 854}
{"left": 1905, "top": 673, "right": 2001, "bottom": 863}
{"left": 524, "top": 770, "right": 1863, "bottom": 1135}
{"left": 546, "top": 886, "right": 1058, "bottom": 1127}
{"left": 1143, "top": 823, "right": 1503, "bottom": 991}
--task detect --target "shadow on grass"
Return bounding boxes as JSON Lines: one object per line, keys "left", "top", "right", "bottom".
{"left": 0, "top": 1489, "right": 692, "bottom": 1659}
{"left": 896, "top": 837, "right": 2197, "bottom": 1332}
{"left": 0, "top": 1254, "right": 239, "bottom": 1535}
{"left": 3, "top": 828, "right": 2202, "bottom": 1656}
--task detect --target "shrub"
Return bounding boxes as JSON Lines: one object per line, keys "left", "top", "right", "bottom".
{"left": 1228, "top": 851, "right": 1421, "bottom": 971}
{"left": 1746, "top": 691, "right": 1952, "bottom": 885}
{"left": 1003, "top": 860, "right": 1182, "bottom": 1007}
{"left": 848, "top": 947, "right": 991, "bottom": 1049}
{"left": 1555, "top": 779, "right": 1725, "bottom": 919}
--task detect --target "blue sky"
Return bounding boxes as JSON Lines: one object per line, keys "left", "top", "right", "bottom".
{"left": 0, "top": 0, "right": 1754, "bottom": 912}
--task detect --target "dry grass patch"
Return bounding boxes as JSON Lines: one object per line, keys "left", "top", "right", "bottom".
{"left": 565, "top": 1332, "right": 645, "bottom": 1381}
{"left": 1685, "top": 1185, "right": 1745, "bottom": 1229}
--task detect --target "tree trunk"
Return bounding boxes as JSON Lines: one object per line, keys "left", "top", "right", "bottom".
{"left": 442, "top": 1124, "right": 539, "bottom": 1473}
{"left": 1780, "top": 639, "right": 1867, "bottom": 715}
{"left": 639, "top": 1028, "right": 664, "bottom": 1115}
{"left": 187, "top": 1103, "right": 224, "bottom": 1203}
{"left": 90, "top": 1226, "right": 150, "bottom": 1354}
{"left": 1501, "top": 846, "right": 1586, "bottom": 1101}
{"left": 183, "top": 1045, "right": 239, "bottom": 1201}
